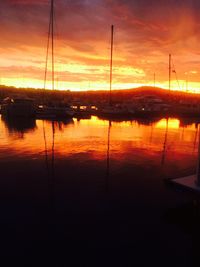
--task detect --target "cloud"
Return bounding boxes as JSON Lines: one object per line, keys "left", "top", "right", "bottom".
{"left": 7, "top": 0, "right": 48, "bottom": 6}
{"left": 1, "top": 0, "right": 200, "bottom": 89}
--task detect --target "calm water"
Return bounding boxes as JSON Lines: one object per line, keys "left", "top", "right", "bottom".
{"left": 0, "top": 115, "right": 199, "bottom": 266}
{"left": 0, "top": 116, "right": 198, "bottom": 176}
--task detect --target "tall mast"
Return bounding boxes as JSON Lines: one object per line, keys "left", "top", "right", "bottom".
{"left": 109, "top": 25, "right": 114, "bottom": 106}
{"left": 44, "top": 0, "right": 52, "bottom": 90}
{"left": 169, "top": 53, "right": 171, "bottom": 91}
{"left": 51, "top": 0, "right": 54, "bottom": 91}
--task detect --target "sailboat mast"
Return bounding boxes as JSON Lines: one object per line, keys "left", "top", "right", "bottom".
{"left": 44, "top": 0, "right": 52, "bottom": 90}
{"left": 109, "top": 25, "right": 114, "bottom": 106}
{"left": 51, "top": 0, "right": 54, "bottom": 90}
{"left": 169, "top": 53, "right": 171, "bottom": 91}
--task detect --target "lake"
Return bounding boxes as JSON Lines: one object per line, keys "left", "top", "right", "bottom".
{"left": 0, "top": 115, "right": 199, "bottom": 266}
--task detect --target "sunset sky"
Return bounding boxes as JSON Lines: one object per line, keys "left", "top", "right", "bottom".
{"left": 1, "top": 0, "right": 200, "bottom": 92}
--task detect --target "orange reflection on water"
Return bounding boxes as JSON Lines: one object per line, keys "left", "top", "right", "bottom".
{"left": 155, "top": 118, "right": 180, "bottom": 129}
{"left": 0, "top": 116, "right": 198, "bottom": 166}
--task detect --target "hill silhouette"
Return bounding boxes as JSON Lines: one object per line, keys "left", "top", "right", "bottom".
{"left": 1, "top": 85, "right": 200, "bottom": 105}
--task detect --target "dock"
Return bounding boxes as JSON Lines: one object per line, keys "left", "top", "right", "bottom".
{"left": 170, "top": 175, "right": 200, "bottom": 194}
{"left": 170, "top": 124, "right": 200, "bottom": 194}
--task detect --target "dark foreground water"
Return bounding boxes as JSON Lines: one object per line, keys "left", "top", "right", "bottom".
{"left": 0, "top": 115, "right": 200, "bottom": 266}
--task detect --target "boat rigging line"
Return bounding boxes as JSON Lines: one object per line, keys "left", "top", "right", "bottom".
{"left": 44, "top": 0, "right": 55, "bottom": 90}
{"left": 169, "top": 54, "right": 181, "bottom": 91}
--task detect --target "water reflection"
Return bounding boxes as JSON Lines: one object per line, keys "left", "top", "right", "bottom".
{"left": 56, "top": 119, "right": 74, "bottom": 131}
{"left": 164, "top": 200, "right": 200, "bottom": 267}
{"left": 179, "top": 118, "right": 200, "bottom": 128}
{"left": 1, "top": 116, "right": 36, "bottom": 138}
{"left": 0, "top": 115, "right": 199, "bottom": 176}
{"left": 106, "top": 120, "right": 111, "bottom": 190}
{"left": 1, "top": 115, "right": 200, "bottom": 266}
{"left": 161, "top": 118, "right": 169, "bottom": 166}
{"left": 51, "top": 121, "right": 55, "bottom": 179}
{"left": 193, "top": 125, "right": 198, "bottom": 154}
{"left": 43, "top": 120, "right": 49, "bottom": 176}
{"left": 48, "top": 121, "right": 55, "bottom": 209}
{"left": 133, "top": 117, "right": 161, "bottom": 126}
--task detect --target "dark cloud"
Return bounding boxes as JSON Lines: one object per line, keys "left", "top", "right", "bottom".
{"left": 1, "top": 0, "right": 200, "bottom": 47}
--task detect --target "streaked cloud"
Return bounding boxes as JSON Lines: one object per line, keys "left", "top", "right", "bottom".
{"left": 0, "top": 0, "right": 200, "bottom": 91}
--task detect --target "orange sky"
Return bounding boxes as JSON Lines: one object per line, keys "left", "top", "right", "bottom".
{"left": 1, "top": 0, "right": 200, "bottom": 92}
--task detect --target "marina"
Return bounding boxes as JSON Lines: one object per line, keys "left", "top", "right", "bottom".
{"left": 2, "top": 89, "right": 200, "bottom": 121}
{"left": 1, "top": 0, "right": 200, "bottom": 266}
{"left": 0, "top": 115, "right": 200, "bottom": 265}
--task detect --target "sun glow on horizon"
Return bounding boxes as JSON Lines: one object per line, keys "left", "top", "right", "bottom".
{"left": 1, "top": 1, "right": 200, "bottom": 94}
{"left": 1, "top": 76, "right": 200, "bottom": 94}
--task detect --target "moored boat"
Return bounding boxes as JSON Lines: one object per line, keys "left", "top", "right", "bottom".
{"left": 36, "top": 104, "right": 74, "bottom": 120}
{"left": 97, "top": 104, "right": 134, "bottom": 119}
{"left": 98, "top": 25, "right": 132, "bottom": 119}
{"left": 1, "top": 97, "right": 36, "bottom": 118}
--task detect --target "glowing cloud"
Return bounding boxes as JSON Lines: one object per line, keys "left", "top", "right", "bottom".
{"left": 0, "top": 0, "right": 200, "bottom": 91}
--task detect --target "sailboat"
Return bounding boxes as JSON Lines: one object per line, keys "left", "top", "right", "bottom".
{"left": 97, "top": 25, "right": 133, "bottom": 120}
{"left": 36, "top": 0, "right": 74, "bottom": 120}
{"left": 129, "top": 54, "right": 172, "bottom": 118}
{"left": 169, "top": 54, "right": 200, "bottom": 117}
{"left": 98, "top": 26, "right": 168, "bottom": 120}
